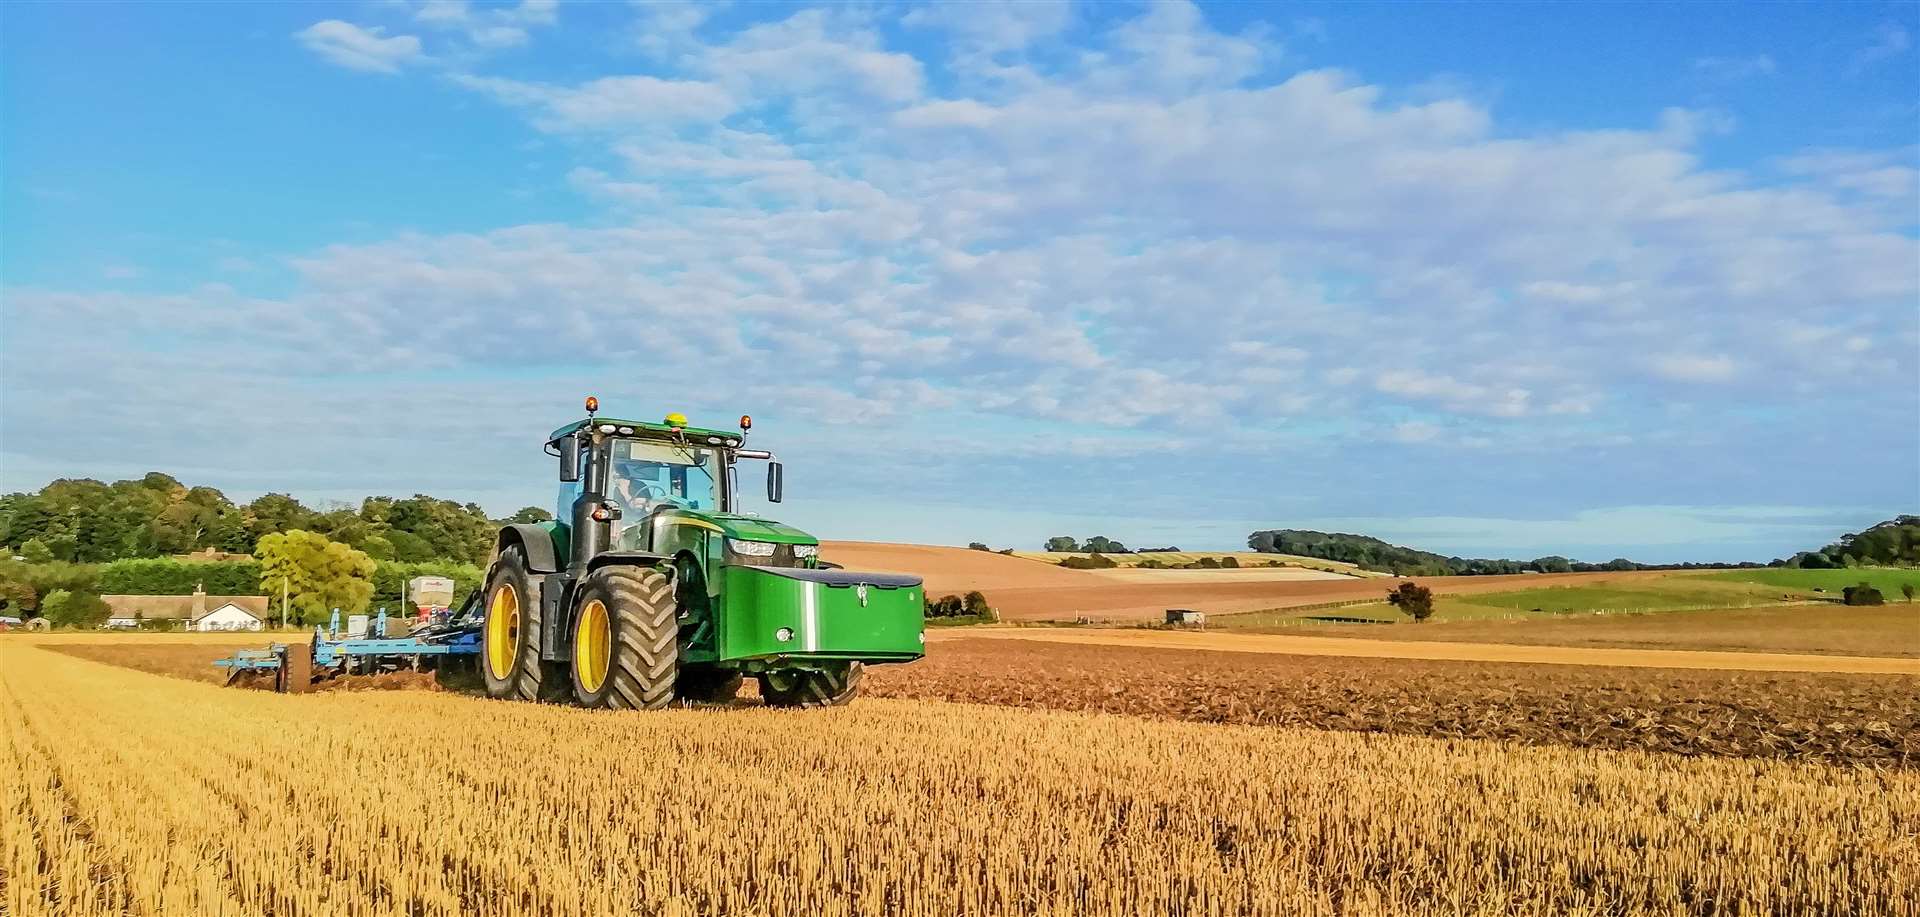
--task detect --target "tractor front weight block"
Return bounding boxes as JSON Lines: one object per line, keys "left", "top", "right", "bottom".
{"left": 717, "top": 567, "right": 925, "bottom": 663}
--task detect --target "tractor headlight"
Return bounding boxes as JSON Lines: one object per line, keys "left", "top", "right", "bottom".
{"left": 792, "top": 544, "right": 819, "bottom": 559}
{"left": 728, "top": 539, "right": 777, "bottom": 557}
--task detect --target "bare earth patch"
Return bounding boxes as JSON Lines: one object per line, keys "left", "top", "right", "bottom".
{"left": 866, "top": 637, "right": 1917, "bottom": 766}
{"left": 46, "top": 635, "right": 1917, "bottom": 766}
{"left": 1226, "top": 602, "right": 1920, "bottom": 658}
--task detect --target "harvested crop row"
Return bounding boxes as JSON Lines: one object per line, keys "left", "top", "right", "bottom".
{"left": 4, "top": 641, "right": 1918, "bottom": 916}
{"left": 864, "top": 637, "right": 1920, "bottom": 765}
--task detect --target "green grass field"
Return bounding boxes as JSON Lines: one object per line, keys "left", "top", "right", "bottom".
{"left": 1702, "top": 567, "right": 1920, "bottom": 599}
{"left": 1220, "top": 574, "right": 1816, "bottom": 630}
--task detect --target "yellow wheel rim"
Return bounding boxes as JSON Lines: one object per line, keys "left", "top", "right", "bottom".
{"left": 575, "top": 599, "right": 611, "bottom": 694}
{"left": 485, "top": 584, "right": 519, "bottom": 681}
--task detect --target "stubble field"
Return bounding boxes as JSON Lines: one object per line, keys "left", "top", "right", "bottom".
{"left": 4, "top": 638, "right": 1918, "bottom": 917}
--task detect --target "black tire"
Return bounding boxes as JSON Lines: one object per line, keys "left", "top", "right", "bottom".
{"left": 480, "top": 544, "right": 566, "bottom": 702}
{"left": 676, "top": 666, "right": 743, "bottom": 704}
{"left": 570, "top": 566, "right": 678, "bottom": 710}
{"left": 759, "top": 663, "right": 863, "bottom": 708}
{"left": 432, "top": 654, "right": 483, "bottom": 694}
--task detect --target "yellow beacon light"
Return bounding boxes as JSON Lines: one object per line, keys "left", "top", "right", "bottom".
{"left": 739, "top": 415, "right": 752, "bottom": 431}
{"left": 664, "top": 412, "right": 688, "bottom": 427}
{"left": 584, "top": 396, "right": 599, "bottom": 415}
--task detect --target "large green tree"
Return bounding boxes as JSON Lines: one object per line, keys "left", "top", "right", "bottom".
{"left": 19, "top": 538, "right": 54, "bottom": 565}
{"left": 255, "top": 530, "right": 376, "bottom": 626}
{"left": 0, "top": 574, "right": 36, "bottom": 615}
{"left": 40, "top": 589, "right": 110, "bottom": 629}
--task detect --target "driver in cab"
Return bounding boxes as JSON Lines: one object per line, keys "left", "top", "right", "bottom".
{"left": 612, "top": 458, "right": 687, "bottom": 518}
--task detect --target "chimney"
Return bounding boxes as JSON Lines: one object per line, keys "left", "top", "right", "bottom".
{"left": 192, "top": 583, "right": 207, "bottom": 619}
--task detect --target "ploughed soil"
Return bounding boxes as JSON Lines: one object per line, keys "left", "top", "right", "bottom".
{"left": 820, "top": 540, "right": 1670, "bottom": 622}
{"left": 46, "top": 637, "right": 1916, "bottom": 766}
{"left": 1242, "top": 603, "right": 1920, "bottom": 659}
{"left": 862, "top": 637, "right": 1917, "bottom": 767}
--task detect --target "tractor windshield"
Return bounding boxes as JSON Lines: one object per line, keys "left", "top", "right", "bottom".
{"left": 607, "top": 439, "right": 723, "bottom": 517}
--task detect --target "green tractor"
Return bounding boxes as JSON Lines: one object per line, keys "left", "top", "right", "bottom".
{"left": 474, "top": 399, "right": 924, "bottom": 709}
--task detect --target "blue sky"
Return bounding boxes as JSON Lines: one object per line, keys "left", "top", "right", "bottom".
{"left": 3, "top": 0, "right": 1916, "bottom": 562}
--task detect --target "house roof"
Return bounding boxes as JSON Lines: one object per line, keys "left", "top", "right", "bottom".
{"left": 102, "top": 595, "right": 270, "bottom": 620}
{"left": 194, "top": 602, "right": 263, "bottom": 623}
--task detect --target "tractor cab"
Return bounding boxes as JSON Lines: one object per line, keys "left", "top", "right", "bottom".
{"left": 558, "top": 437, "right": 725, "bottom": 549}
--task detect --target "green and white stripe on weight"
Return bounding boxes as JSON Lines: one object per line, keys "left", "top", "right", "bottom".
{"left": 801, "top": 580, "right": 820, "bottom": 651}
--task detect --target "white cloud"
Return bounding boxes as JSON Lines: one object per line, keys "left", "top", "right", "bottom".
{"left": 1374, "top": 372, "right": 1531, "bottom": 418}
{"left": 696, "top": 10, "right": 925, "bottom": 105}
{"left": 1649, "top": 353, "right": 1738, "bottom": 384}
{"left": 415, "top": 1, "right": 469, "bottom": 26}
{"left": 413, "top": 0, "right": 557, "bottom": 49}
{"left": 10, "top": 2, "right": 1917, "bottom": 533}
{"left": 1851, "top": 23, "right": 1912, "bottom": 74}
{"left": 894, "top": 99, "right": 1001, "bottom": 129}
{"left": 295, "top": 20, "right": 424, "bottom": 74}
{"left": 902, "top": 0, "right": 1071, "bottom": 57}
{"left": 1692, "top": 55, "right": 1775, "bottom": 81}
{"left": 1096, "top": 0, "right": 1271, "bottom": 94}
{"left": 453, "top": 74, "right": 736, "bottom": 128}
{"left": 1391, "top": 421, "right": 1441, "bottom": 443}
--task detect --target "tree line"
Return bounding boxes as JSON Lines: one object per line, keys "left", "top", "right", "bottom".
{"left": 0, "top": 471, "right": 529, "bottom": 628}
{"left": 1783, "top": 516, "right": 1920, "bottom": 569}
{"left": 1246, "top": 529, "right": 1655, "bottom": 576}
{"left": 1042, "top": 536, "right": 1181, "bottom": 554}
{"left": 1249, "top": 517, "right": 1919, "bottom": 576}
{"left": 1, "top": 472, "right": 550, "bottom": 567}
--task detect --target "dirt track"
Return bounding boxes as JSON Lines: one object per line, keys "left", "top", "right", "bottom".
{"left": 949, "top": 628, "right": 1920, "bottom": 675}
{"left": 823, "top": 541, "right": 1669, "bottom": 621}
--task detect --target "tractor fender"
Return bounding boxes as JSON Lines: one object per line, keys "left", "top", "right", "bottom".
{"left": 497, "top": 524, "right": 561, "bottom": 574}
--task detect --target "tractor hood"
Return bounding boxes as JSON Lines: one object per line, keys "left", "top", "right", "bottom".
{"left": 691, "top": 511, "right": 817, "bottom": 545}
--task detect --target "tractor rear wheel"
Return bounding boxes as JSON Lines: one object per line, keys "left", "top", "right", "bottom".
{"left": 480, "top": 544, "right": 566, "bottom": 702}
{"left": 676, "top": 666, "right": 743, "bottom": 704}
{"left": 759, "top": 663, "right": 863, "bottom": 708}
{"left": 570, "top": 566, "right": 678, "bottom": 710}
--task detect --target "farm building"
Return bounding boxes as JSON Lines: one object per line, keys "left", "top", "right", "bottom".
{"left": 104, "top": 584, "right": 270, "bottom": 631}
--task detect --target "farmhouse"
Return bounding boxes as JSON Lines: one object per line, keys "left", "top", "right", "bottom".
{"left": 103, "top": 584, "right": 270, "bottom": 631}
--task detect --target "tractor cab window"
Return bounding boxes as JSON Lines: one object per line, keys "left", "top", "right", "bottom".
{"left": 608, "top": 439, "right": 722, "bottom": 520}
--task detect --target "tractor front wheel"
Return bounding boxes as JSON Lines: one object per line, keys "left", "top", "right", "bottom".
{"left": 480, "top": 545, "right": 566, "bottom": 702}
{"left": 759, "top": 663, "right": 863, "bottom": 708}
{"left": 570, "top": 566, "right": 678, "bottom": 710}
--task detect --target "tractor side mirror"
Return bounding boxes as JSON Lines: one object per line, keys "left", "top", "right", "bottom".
{"left": 767, "top": 461, "right": 784, "bottom": 503}
{"left": 558, "top": 434, "right": 580, "bottom": 483}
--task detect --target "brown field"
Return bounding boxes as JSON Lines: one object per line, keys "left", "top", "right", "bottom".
{"left": 869, "top": 637, "right": 1919, "bottom": 765}
{"left": 5, "top": 639, "right": 1918, "bottom": 916}
{"left": 951, "top": 626, "right": 1920, "bottom": 674}
{"left": 1226, "top": 602, "right": 1920, "bottom": 658}
{"left": 821, "top": 541, "right": 1670, "bottom": 621}
{"left": 36, "top": 633, "right": 1920, "bottom": 766}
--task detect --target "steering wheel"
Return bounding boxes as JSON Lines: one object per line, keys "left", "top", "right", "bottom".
{"left": 622, "top": 481, "right": 665, "bottom": 511}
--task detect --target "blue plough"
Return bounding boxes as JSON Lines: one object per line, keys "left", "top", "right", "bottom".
{"left": 213, "top": 601, "right": 480, "bottom": 691}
